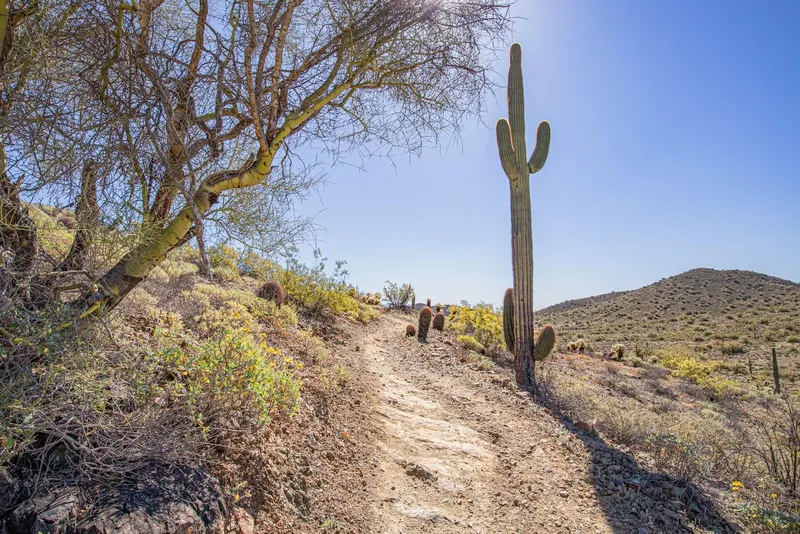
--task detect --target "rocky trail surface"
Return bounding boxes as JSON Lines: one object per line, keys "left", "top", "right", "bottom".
{"left": 325, "top": 312, "right": 735, "bottom": 534}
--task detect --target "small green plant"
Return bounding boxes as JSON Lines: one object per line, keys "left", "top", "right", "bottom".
{"left": 418, "top": 306, "right": 432, "bottom": 342}
{"left": 432, "top": 311, "right": 445, "bottom": 331}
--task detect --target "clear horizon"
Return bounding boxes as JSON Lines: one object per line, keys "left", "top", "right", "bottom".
{"left": 293, "top": 0, "right": 800, "bottom": 309}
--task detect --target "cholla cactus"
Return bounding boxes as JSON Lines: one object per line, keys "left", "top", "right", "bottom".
{"left": 496, "top": 43, "right": 551, "bottom": 388}
{"left": 432, "top": 311, "right": 445, "bottom": 331}
{"left": 611, "top": 343, "right": 626, "bottom": 360}
{"left": 418, "top": 306, "right": 433, "bottom": 341}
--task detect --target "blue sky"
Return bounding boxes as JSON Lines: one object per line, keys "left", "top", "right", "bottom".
{"left": 296, "top": 0, "right": 800, "bottom": 309}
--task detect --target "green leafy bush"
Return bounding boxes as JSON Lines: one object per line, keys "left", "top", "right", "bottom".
{"left": 156, "top": 328, "right": 301, "bottom": 427}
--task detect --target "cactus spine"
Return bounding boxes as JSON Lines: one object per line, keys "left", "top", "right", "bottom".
{"left": 503, "top": 288, "right": 514, "bottom": 353}
{"left": 533, "top": 325, "right": 556, "bottom": 362}
{"left": 773, "top": 347, "right": 781, "bottom": 394}
{"left": 496, "top": 43, "right": 551, "bottom": 388}
{"left": 418, "top": 306, "right": 433, "bottom": 342}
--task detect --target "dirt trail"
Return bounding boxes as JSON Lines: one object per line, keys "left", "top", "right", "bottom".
{"left": 347, "top": 313, "right": 617, "bottom": 534}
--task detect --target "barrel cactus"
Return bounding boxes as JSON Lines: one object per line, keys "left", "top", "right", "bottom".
{"left": 496, "top": 43, "right": 551, "bottom": 388}
{"left": 503, "top": 288, "right": 514, "bottom": 353}
{"left": 418, "top": 306, "right": 433, "bottom": 342}
{"left": 406, "top": 324, "right": 416, "bottom": 337}
{"left": 432, "top": 311, "right": 445, "bottom": 331}
{"left": 257, "top": 279, "right": 285, "bottom": 307}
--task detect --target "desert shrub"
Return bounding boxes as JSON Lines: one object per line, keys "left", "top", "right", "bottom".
{"left": 257, "top": 280, "right": 285, "bottom": 306}
{"left": 622, "top": 354, "right": 644, "bottom": 368}
{"left": 788, "top": 336, "right": 800, "bottom": 344}
{"left": 464, "top": 351, "right": 494, "bottom": 371}
{"left": 161, "top": 258, "right": 200, "bottom": 278}
{"left": 315, "top": 363, "right": 350, "bottom": 395}
{"left": 383, "top": 281, "right": 414, "bottom": 310}
{"left": 457, "top": 335, "right": 485, "bottom": 354}
{"left": 736, "top": 503, "right": 800, "bottom": 534}
{"left": 748, "top": 395, "right": 800, "bottom": 494}
{"left": 183, "top": 283, "right": 298, "bottom": 335}
{"left": 26, "top": 204, "right": 74, "bottom": 258}
{"left": 237, "top": 251, "right": 277, "bottom": 279}
{"left": 657, "top": 347, "right": 739, "bottom": 396}
{"left": 354, "top": 302, "right": 380, "bottom": 324}
{"left": 642, "top": 433, "right": 701, "bottom": 481}
{"left": 448, "top": 304, "right": 503, "bottom": 354}
{"left": 596, "top": 404, "right": 657, "bottom": 446}
{"left": 148, "top": 266, "right": 170, "bottom": 283}
{"left": 720, "top": 341, "right": 746, "bottom": 355}
{"left": 277, "top": 254, "right": 359, "bottom": 316}
{"left": 157, "top": 328, "right": 301, "bottom": 428}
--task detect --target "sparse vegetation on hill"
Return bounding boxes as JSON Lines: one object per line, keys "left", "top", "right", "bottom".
{"left": 530, "top": 268, "right": 800, "bottom": 527}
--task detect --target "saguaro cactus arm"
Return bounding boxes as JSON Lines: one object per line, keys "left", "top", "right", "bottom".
{"left": 528, "top": 121, "right": 551, "bottom": 173}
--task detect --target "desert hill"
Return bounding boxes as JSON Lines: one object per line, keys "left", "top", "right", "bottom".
{"left": 537, "top": 268, "right": 800, "bottom": 356}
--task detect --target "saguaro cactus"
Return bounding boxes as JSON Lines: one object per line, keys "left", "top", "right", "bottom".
{"left": 496, "top": 43, "right": 551, "bottom": 388}
{"left": 503, "top": 288, "right": 514, "bottom": 353}
{"left": 773, "top": 347, "right": 781, "bottom": 394}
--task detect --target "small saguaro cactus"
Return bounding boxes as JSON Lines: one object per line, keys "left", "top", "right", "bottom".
{"left": 496, "top": 43, "right": 551, "bottom": 388}
{"left": 257, "top": 279, "right": 285, "bottom": 307}
{"left": 418, "top": 306, "right": 433, "bottom": 342}
{"left": 533, "top": 325, "right": 556, "bottom": 362}
{"left": 773, "top": 347, "right": 781, "bottom": 394}
{"left": 411, "top": 293, "right": 416, "bottom": 312}
{"left": 426, "top": 298, "right": 431, "bottom": 308}
{"left": 503, "top": 288, "right": 514, "bottom": 353}
{"left": 406, "top": 324, "right": 416, "bottom": 337}
{"left": 432, "top": 311, "right": 445, "bottom": 331}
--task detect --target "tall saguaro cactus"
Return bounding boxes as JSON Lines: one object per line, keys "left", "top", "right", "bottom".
{"left": 496, "top": 43, "right": 551, "bottom": 388}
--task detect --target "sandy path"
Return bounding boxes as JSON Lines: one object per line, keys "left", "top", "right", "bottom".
{"left": 351, "top": 313, "right": 616, "bottom": 534}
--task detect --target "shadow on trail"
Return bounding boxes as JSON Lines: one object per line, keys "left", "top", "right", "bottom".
{"left": 532, "top": 391, "right": 737, "bottom": 534}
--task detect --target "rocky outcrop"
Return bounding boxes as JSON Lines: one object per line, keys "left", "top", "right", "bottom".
{"left": 1, "top": 462, "right": 226, "bottom": 534}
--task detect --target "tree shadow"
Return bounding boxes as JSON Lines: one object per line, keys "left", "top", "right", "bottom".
{"left": 532, "top": 393, "right": 737, "bottom": 533}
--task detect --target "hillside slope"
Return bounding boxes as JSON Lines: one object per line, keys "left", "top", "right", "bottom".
{"left": 537, "top": 268, "right": 800, "bottom": 355}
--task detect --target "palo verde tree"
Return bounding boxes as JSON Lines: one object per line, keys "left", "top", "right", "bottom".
{"left": 0, "top": 1, "right": 512, "bottom": 322}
